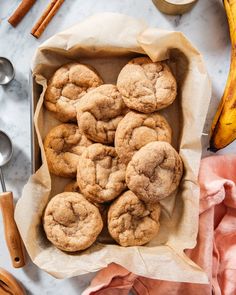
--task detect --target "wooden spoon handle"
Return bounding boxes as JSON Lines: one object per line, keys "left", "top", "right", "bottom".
{"left": 0, "top": 192, "right": 25, "bottom": 268}
{"left": 0, "top": 286, "right": 11, "bottom": 295}
{"left": 0, "top": 281, "right": 12, "bottom": 294}
{"left": 8, "top": 0, "right": 36, "bottom": 27}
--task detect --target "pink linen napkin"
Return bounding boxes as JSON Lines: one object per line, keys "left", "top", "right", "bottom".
{"left": 82, "top": 155, "right": 236, "bottom": 295}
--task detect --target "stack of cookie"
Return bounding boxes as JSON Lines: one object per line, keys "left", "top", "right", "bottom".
{"left": 42, "top": 57, "right": 183, "bottom": 252}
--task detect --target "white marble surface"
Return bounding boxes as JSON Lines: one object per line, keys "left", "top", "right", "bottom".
{"left": 0, "top": 0, "right": 235, "bottom": 294}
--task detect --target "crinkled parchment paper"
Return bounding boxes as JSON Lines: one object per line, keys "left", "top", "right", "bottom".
{"left": 15, "top": 13, "right": 211, "bottom": 282}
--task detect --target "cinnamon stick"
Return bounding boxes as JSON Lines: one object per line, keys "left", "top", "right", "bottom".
{"left": 31, "top": 0, "right": 64, "bottom": 38}
{"left": 8, "top": 0, "right": 36, "bottom": 27}
{"left": 31, "top": 0, "right": 58, "bottom": 35}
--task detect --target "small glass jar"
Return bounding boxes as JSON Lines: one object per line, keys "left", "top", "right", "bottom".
{"left": 152, "top": 0, "right": 198, "bottom": 15}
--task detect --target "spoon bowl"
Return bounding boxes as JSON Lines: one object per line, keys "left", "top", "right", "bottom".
{"left": 0, "top": 131, "right": 13, "bottom": 167}
{"left": 0, "top": 58, "right": 15, "bottom": 85}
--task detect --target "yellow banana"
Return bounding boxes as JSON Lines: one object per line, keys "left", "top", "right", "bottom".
{"left": 210, "top": 0, "right": 236, "bottom": 151}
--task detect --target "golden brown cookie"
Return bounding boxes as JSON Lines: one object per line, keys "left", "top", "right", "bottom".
{"left": 44, "top": 123, "right": 92, "bottom": 178}
{"left": 117, "top": 57, "right": 177, "bottom": 113}
{"left": 108, "top": 190, "right": 161, "bottom": 246}
{"left": 45, "top": 63, "right": 103, "bottom": 122}
{"left": 63, "top": 182, "right": 116, "bottom": 244}
{"left": 126, "top": 141, "right": 183, "bottom": 202}
{"left": 76, "top": 84, "right": 127, "bottom": 144}
{"left": 77, "top": 143, "right": 127, "bottom": 203}
{"left": 63, "top": 180, "right": 107, "bottom": 224}
{"left": 43, "top": 192, "right": 103, "bottom": 252}
{"left": 115, "top": 111, "right": 172, "bottom": 164}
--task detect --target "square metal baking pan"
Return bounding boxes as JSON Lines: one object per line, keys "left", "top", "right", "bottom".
{"left": 29, "top": 73, "right": 41, "bottom": 174}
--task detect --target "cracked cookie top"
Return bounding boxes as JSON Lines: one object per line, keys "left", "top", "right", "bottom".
{"left": 76, "top": 84, "right": 127, "bottom": 144}
{"left": 63, "top": 180, "right": 108, "bottom": 225}
{"left": 43, "top": 192, "right": 103, "bottom": 252}
{"left": 77, "top": 143, "right": 127, "bottom": 203}
{"left": 45, "top": 63, "right": 103, "bottom": 122}
{"left": 108, "top": 190, "right": 161, "bottom": 246}
{"left": 117, "top": 57, "right": 177, "bottom": 113}
{"left": 126, "top": 141, "right": 183, "bottom": 202}
{"left": 115, "top": 111, "right": 172, "bottom": 164}
{"left": 44, "top": 123, "right": 92, "bottom": 178}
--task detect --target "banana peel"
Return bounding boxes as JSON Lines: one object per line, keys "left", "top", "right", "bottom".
{"left": 209, "top": 0, "right": 236, "bottom": 151}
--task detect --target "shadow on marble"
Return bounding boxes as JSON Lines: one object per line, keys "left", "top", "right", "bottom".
{"left": 69, "top": 273, "right": 135, "bottom": 294}
{"left": 22, "top": 254, "right": 41, "bottom": 286}
{"left": 1, "top": 70, "right": 28, "bottom": 102}
{"left": 0, "top": 117, "right": 4, "bottom": 129}
{"left": 22, "top": 283, "right": 34, "bottom": 295}
{"left": 2, "top": 143, "right": 31, "bottom": 198}
{"left": 203, "top": 81, "right": 221, "bottom": 134}
{"left": 4, "top": 143, "right": 31, "bottom": 178}
{"left": 202, "top": 81, "right": 222, "bottom": 157}
{"left": 24, "top": 288, "right": 33, "bottom": 295}
{"left": 68, "top": 272, "right": 97, "bottom": 294}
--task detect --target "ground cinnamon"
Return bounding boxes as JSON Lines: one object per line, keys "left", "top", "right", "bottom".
{"left": 8, "top": 0, "right": 36, "bottom": 27}
{"left": 31, "top": 0, "right": 65, "bottom": 38}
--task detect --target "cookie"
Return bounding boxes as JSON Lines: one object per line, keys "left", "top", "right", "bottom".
{"left": 44, "top": 123, "right": 92, "bottom": 178}
{"left": 63, "top": 180, "right": 107, "bottom": 224}
{"left": 45, "top": 63, "right": 103, "bottom": 122}
{"left": 115, "top": 111, "right": 172, "bottom": 164}
{"left": 76, "top": 84, "right": 127, "bottom": 144}
{"left": 126, "top": 141, "right": 183, "bottom": 202}
{"left": 117, "top": 57, "right": 177, "bottom": 113}
{"left": 108, "top": 190, "right": 161, "bottom": 246}
{"left": 43, "top": 192, "right": 103, "bottom": 252}
{"left": 77, "top": 143, "right": 127, "bottom": 203}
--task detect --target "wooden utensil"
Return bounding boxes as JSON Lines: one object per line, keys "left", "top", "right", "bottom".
{"left": 0, "top": 57, "right": 15, "bottom": 85}
{"left": 0, "top": 131, "right": 25, "bottom": 268}
{"left": 0, "top": 193, "right": 25, "bottom": 268}
{"left": 0, "top": 268, "right": 26, "bottom": 295}
{"left": 8, "top": 0, "right": 36, "bottom": 27}
{"left": 152, "top": 0, "right": 198, "bottom": 15}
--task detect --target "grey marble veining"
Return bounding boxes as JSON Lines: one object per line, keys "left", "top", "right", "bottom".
{"left": 0, "top": 0, "right": 235, "bottom": 294}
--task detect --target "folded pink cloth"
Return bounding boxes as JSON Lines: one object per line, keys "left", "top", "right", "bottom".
{"left": 83, "top": 155, "right": 236, "bottom": 295}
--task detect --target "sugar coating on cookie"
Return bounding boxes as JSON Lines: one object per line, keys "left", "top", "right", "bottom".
{"left": 43, "top": 192, "right": 103, "bottom": 252}
{"left": 44, "top": 123, "right": 92, "bottom": 178}
{"left": 126, "top": 141, "right": 183, "bottom": 202}
{"left": 115, "top": 111, "right": 172, "bottom": 164}
{"left": 77, "top": 143, "right": 127, "bottom": 203}
{"left": 45, "top": 63, "right": 103, "bottom": 122}
{"left": 108, "top": 191, "right": 161, "bottom": 246}
{"left": 117, "top": 57, "right": 177, "bottom": 113}
{"left": 76, "top": 84, "right": 127, "bottom": 144}
{"left": 63, "top": 180, "right": 108, "bottom": 225}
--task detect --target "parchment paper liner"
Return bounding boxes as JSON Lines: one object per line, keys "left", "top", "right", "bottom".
{"left": 15, "top": 13, "right": 211, "bottom": 282}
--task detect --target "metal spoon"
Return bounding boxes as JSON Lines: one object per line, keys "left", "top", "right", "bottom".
{"left": 0, "top": 131, "right": 25, "bottom": 268}
{"left": 0, "top": 58, "right": 15, "bottom": 85}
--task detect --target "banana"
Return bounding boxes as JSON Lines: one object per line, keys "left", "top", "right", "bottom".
{"left": 210, "top": 0, "right": 236, "bottom": 151}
